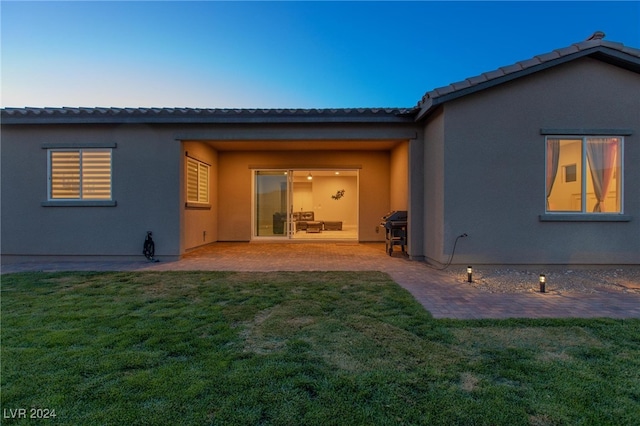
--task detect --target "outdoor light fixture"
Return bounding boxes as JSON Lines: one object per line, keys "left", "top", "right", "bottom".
{"left": 539, "top": 274, "right": 546, "bottom": 293}
{"left": 467, "top": 266, "right": 473, "bottom": 283}
{"left": 307, "top": 173, "right": 313, "bottom": 180}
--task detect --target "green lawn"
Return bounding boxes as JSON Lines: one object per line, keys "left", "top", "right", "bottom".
{"left": 2, "top": 271, "right": 639, "bottom": 425}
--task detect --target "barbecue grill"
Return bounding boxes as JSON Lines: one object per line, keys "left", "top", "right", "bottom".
{"left": 380, "top": 210, "right": 407, "bottom": 256}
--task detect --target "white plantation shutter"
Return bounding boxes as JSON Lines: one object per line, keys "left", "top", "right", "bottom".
{"left": 49, "top": 149, "right": 112, "bottom": 200}
{"left": 50, "top": 151, "right": 80, "bottom": 198}
{"left": 198, "top": 163, "right": 209, "bottom": 203}
{"left": 82, "top": 150, "right": 111, "bottom": 199}
{"left": 186, "top": 156, "right": 210, "bottom": 204}
{"left": 186, "top": 158, "right": 200, "bottom": 202}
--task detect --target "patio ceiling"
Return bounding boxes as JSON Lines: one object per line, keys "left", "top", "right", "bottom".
{"left": 195, "top": 139, "right": 405, "bottom": 151}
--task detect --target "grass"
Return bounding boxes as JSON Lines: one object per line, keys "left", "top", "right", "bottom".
{"left": 2, "top": 271, "right": 639, "bottom": 425}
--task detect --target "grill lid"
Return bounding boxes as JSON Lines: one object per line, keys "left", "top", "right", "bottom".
{"left": 381, "top": 210, "right": 407, "bottom": 222}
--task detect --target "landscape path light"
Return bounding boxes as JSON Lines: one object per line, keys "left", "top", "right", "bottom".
{"left": 539, "top": 274, "right": 546, "bottom": 293}
{"left": 467, "top": 266, "right": 473, "bottom": 283}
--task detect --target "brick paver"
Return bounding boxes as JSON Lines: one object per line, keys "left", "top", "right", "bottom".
{"left": 2, "top": 242, "right": 639, "bottom": 319}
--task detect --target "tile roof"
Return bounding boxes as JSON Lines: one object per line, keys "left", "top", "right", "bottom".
{"left": 1, "top": 107, "right": 417, "bottom": 125}
{"left": 415, "top": 31, "right": 640, "bottom": 120}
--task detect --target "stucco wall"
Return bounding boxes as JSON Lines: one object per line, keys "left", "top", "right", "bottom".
{"left": 438, "top": 58, "right": 639, "bottom": 264}
{"left": 182, "top": 141, "right": 218, "bottom": 251}
{"left": 390, "top": 141, "right": 409, "bottom": 210}
{"left": 1, "top": 124, "right": 182, "bottom": 260}
{"left": 422, "top": 108, "right": 446, "bottom": 264}
{"left": 216, "top": 150, "right": 391, "bottom": 241}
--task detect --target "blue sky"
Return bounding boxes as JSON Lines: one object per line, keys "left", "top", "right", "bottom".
{"left": 2, "top": 1, "right": 639, "bottom": 108}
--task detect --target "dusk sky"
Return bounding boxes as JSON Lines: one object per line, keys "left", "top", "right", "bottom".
{"left": 2, "top": 1, "right": 639, "bottom": 109}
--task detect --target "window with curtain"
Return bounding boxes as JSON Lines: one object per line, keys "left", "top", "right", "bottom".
{"left": 49, "top": 149, "right": 112, "bottom": 200}
{"left": 186, "top": 156, "right": 209, "bottom": 204}
{"left": 546, "top": 136, "right": 622, "bottom": 213}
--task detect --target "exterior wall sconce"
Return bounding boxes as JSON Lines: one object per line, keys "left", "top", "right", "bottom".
{"left": 539, "top": 274, "right": 546, "bottom": 293}
{"left": 467, "top": 266, "right": 473, "bottom": 283}
{"left": 307, "top": 173, "right": 313, "bottom": 180}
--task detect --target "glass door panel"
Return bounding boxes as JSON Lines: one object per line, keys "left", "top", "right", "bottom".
{"left": 254, "top": 169, "right": 358, "bottom": 240}
{"left": 290, "top": 170, "right": 358, "bottom": 240}
{"left": 254, "top": 171, "right": 288, "bottom": 237}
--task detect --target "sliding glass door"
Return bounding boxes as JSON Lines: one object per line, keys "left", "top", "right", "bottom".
{"left": 253, "top": 169, "right": 358, "bottom": 240}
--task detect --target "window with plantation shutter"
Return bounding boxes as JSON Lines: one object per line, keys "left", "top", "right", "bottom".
{"left": 49, "top": 149, "right": 112, "bottom": 200}
{"left": 186, "top": 156, "right": 209, "bottom": 204}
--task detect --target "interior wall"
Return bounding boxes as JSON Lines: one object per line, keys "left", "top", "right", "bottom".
{"left": 549, "top": 140, "right": 583, "bottom": 211}
{"left": 292, "top": 182, "right": 313, "bottom": 212}
{"left": 182, "top": 141, "right": 218, "bottom": 251}
{"left": 217, "top": 150, "right": 390, "bottom": 241}
{"left": 305, "top": 175, "right": 358, "bottom": 225}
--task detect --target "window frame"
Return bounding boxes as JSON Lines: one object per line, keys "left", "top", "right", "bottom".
{"left": 185, "top": 155, "right": 211, "bottom": 208}
{"left": 44, "top": 146, "right": 115, "bottom": 206}
{"left": 544, "top": 134, "right": 624, "bottom": 216}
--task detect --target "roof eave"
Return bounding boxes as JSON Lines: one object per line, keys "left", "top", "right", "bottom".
{"left": 0, "top": 108, "right": 418, "bottom": 125}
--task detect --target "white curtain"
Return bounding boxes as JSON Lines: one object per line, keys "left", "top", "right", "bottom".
{"left": 586, "top": 138, "right": 618, "bottom": 212}
{"left": 546, "top": 139, "right": 560, "bottom": 210}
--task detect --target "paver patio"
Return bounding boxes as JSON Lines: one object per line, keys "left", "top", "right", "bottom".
{"left": 2, "top": 242, "right": 639, "bottom": 319}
